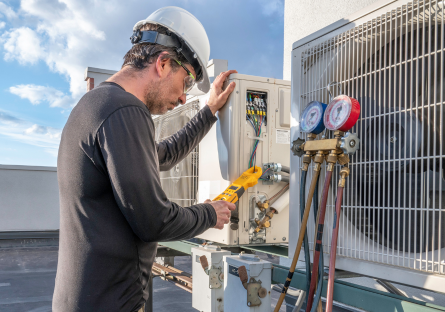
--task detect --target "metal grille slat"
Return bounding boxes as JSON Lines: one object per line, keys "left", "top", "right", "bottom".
{"left": 297, "top": 0, "right": 445, "bottom": 275}
{"left": 153, "top": 101, "right": 200, "bottom": 207}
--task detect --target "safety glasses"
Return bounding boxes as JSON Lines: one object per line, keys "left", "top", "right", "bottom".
{"left": 175, "top": 60, "right": 195, "bottom": 94}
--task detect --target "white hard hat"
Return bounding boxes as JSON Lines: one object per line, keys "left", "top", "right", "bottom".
{"left": 132, "top": 7, "right": 210, "bottom": 95}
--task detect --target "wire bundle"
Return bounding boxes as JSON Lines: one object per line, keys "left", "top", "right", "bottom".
{"left": 246, "top": 99, "right": 264, "bottom": 168}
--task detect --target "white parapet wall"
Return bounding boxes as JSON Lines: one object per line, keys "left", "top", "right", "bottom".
{"left": 0, "top": 165, "right": 59, "bottom": 232}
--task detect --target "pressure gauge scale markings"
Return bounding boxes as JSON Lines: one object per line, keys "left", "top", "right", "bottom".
{"left": 300, "top": 101, "right": 327, "bottom": 134}
{"left": 324, "top": 95, "right": 360, "bottom": 131}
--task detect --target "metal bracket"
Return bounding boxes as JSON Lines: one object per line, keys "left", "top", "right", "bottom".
{"left": 209, "top": 266, "right": 224, "bottom": 289}
{"left": 246, "top": 277, "right": 266, "bottom": 307}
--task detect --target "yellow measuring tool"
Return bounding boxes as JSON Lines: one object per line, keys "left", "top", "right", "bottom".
{"left": 213, "top": 166, "right": 263, "bottom": 230}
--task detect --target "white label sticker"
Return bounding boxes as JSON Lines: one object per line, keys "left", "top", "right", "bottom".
{"left": 276, "top": 129, "right": 290, "bottom": 144}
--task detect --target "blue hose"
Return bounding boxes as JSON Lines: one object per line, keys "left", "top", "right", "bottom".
{"left": 310, "top": 175, "right": 324, "bottom": 312}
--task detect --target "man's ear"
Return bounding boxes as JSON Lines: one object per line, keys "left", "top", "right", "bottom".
{"left": 155, "top": 52, "right": 171, "bottom": 78}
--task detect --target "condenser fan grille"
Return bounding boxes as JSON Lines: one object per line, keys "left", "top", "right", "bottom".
{"left": 153, "top": 101, "right": 200, "bottom": 207}
{"left": 298, "top": 0, "right": 444, "bottom": 274}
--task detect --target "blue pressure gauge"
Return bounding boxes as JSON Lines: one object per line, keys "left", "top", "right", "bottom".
{"left": 300, "top": 101, "right": 327, "bottom": 134}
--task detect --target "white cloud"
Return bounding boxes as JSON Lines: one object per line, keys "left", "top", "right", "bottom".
{"left": 9, "top": 84, "right": 74, "bottom": 108}
{"left": 0, "top": 22, "right": 5, "bottom": 29}
{"left": 1, "top": 27, "right": 44, "bottom": 65}
{"left": 259, "top": 0, "right": 284, "bottom": 17}
{"left": 25, "top": 124, "right": 61, "bottom": 140}
{"left": 0, "top": 110, "right": 61, "bottom": 156}
{"left": 0, "top": 2, "right": 18, "bottom": 20}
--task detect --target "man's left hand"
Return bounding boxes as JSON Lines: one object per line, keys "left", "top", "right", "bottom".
{"left": 207, "top": 70, "right": 238, "bottom": 115}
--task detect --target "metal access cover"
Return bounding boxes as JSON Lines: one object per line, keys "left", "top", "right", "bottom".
{"left": 209, "top": 267, "right": 223, "bottom": 289}
{"left": 246, "top": 277, "right": 263, "bottom": 307}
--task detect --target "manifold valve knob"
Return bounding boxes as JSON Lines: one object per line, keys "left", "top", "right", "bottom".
{"left": 291, "top": 137, "right": 305, "bottom": 157}
{"left": 340, "top": 132, "right": 360, "bottom": 155}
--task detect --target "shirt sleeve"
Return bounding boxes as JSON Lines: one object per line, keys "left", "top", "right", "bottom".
{"left": 96, "top": 105, "right": 217, "bottom": 242}
{"left": 157, "top": 105, "right": 218, "bottom": 171}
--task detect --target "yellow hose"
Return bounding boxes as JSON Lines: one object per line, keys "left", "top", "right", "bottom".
{"left": 273, "top": 168, "right": 320, "bottom": 312}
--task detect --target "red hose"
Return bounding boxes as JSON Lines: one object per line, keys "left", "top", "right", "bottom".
{"left": 306, "top": 170, "right": 333, "bottom": 311}
{"left": 325, "top": 185, "right": 345, "bottom": 312}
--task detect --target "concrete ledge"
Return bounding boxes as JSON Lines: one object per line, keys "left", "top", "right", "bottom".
{"left": 0, "top": 165, "right": 57, "bottom": 172}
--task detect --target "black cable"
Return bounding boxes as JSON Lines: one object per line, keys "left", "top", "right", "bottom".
{"left": 310, "top": 175, "right": 324, "bottom": 312}
{"left": 299, "top": 170, "right": 311, "bottom": 306}
{"left": 281, "top": 165, "right": 290, "bottom": 174}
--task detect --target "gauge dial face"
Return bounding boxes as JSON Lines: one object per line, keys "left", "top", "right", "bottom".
{"left": 300, "top": 101, "right": 324, "bottom": 133}
{"left": 324, "top": 95, "right": 352, "bottom": 130}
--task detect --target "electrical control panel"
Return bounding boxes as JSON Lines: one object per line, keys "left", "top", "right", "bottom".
{"left": 195, "top": 74, "right": 291, "bottom": 245}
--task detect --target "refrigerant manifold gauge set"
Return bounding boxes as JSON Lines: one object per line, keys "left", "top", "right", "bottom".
{"left": 276, "top": 83, "right": 361, "bottom": 312}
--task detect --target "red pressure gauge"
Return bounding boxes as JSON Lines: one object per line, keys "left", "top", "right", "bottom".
{"left": 323, "top": 95, "right": 360, "bottom": 131}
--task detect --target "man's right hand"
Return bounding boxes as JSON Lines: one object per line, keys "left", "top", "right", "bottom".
{"left": 205, "top": 200, "right": 236, "bottom": 230}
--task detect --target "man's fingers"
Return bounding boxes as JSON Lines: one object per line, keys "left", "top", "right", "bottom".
{"left": 204, "top": 199, "right": 211, "bottom": 203}
{"left": 226, "top": 202, "right": 236, "bottom": 211}
{"left": 221, "top": 69, "right": 238, "bottom": 79}
{"left": 220, "top": 82, "right": 236, "bottom": 98}
{"left": 214, "top": 70, "right": 238, "bottom": 87}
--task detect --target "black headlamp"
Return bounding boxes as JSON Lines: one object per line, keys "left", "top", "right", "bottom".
{"left": 130, "top": 29, "right": 202, "bottom": 82}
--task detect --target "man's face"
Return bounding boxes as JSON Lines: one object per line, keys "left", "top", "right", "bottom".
{"left": 144, "top": 60, "right": 195, "bottom": 115}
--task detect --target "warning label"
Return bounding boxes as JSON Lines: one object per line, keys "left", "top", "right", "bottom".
{"left": 276, "top": 129, "right": 290, "bottom": 144}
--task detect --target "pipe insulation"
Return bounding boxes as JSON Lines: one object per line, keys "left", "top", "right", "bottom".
{"left": 280, "top": 165, "right": 290, "bottom": 173}
{"left": 271, "top": 190, "right": 289, "bottom": 214}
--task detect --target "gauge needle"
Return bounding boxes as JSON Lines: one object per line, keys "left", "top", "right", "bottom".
{"left": 335, "top": 106, "right": 343, "bottom": 121}
{"left": 308, "top": 112, "right": 316, "bottom": 123}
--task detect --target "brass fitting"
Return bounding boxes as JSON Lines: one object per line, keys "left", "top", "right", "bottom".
{"left": 257, "top": 200, "right": 269, "bottom": 211}
{"left": 326, "top": 152, "right": 338, "bottom": 166}
{"left": 337, "top": 153, "right": 350, "bottom": 166}
{"left": 254, "top": 209, "right": 276, "bottom": 232}
{"left": 338, "top": 167, "right": 350, "bottom": 187}
{"left": 313, "top": 151, "right": 325, "bottom": 165}
{"left": 302, "top": 154, "right": 312, "bottom": 171}
{"left": 307, "top": 133, "right": 317, "bottom": 141}
{"left": 334, "top": 130, "right": 345, "bottom": 138}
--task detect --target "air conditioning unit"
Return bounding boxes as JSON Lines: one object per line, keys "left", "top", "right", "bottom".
{"left": 154, "top": 74, "right": 291, "bottom": 246}
{"left": 289, "top": 0, "right": 444, "bottom": 292}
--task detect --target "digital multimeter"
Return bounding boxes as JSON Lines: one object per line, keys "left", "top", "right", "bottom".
{"left": 213, "top": 166, "right": 263, "bottom": 230}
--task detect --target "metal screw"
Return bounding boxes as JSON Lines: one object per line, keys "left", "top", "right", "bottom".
{"left": 390, "top": 137, "right": 397, "bottom": 143}
{"left": 349, "top": 140, "right": 356, "bottom": 147}
{"left": 276, "top": 109, "right": 278, "bottom": 112}
{"left": 282, "top": 237, "right": 286, "bottom": 241}
{"left": 273, "top": 238, "right": 276, "bottom": 240}
{"left": 234, "top": 240, "right": 237, "bottom": 243}
{"left": 236, "top": 91, "right": 239, "bottom": 94}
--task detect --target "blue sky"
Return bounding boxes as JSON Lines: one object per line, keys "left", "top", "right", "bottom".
{"left": 0, "top": 0, "right": 284, "bottom": 166}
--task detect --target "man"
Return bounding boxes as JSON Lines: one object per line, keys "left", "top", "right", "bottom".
{"left": 53, "top": 7, "right": 236, "bottom": 312}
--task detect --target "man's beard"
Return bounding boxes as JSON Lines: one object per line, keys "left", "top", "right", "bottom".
{"left": 143, "top": 77, "right": 180, "bottom": 115}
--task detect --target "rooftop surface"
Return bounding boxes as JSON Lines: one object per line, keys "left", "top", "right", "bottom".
{"left": 0, "top": 239, "right": 444, "bottom": 312}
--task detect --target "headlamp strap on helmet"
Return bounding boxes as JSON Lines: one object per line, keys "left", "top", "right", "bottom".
{"left": 130, "top": 30, "right": 182, "bottom": 49}
{"left": 129, "top": 29, "right": 202, "bottom": 81}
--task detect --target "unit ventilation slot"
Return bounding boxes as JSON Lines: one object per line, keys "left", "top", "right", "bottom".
{"left": 299, "top": 0, "right": 444, "bottom": 273}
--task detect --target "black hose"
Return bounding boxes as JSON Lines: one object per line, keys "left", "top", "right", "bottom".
{"left": 310, "top": 175, "right": 324, "bottom": 312}
{"left": 280, "top": 175, "right": 290, "bottom": 183}
{"left": 281, "top": 165, "right": 290, "bottom": 174}
{"left": 299, "top": 170, "right": 311, "bottom": 305}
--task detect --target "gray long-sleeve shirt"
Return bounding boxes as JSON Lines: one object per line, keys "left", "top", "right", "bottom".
{"left": 53, "top": 82, "right": 217, "bottom": 312}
